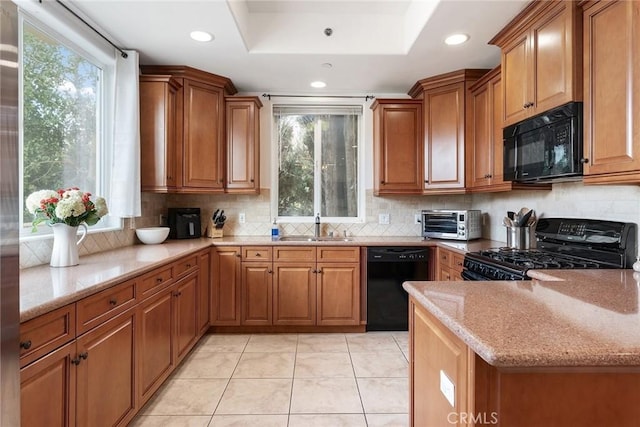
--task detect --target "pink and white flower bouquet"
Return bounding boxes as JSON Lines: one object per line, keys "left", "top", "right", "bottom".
{"left": 26, "top": 187, "right": 109, "bottom": 232}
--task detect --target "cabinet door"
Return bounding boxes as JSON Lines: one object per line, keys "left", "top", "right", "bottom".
{"left": 273, "top": 262, "right": 316, "bottom": 325}
{"left": 501, "top": 34, "right": 530, "bottom": 126}
{"left": 175, "top": 273, "right": 199, "bottom": 362}
{"left": 140, "top": 76, "right": 180, "bottom": 192}
{"left": 76, "top": 309, "right": 137, "bottom": 427}
{"left": 490, "top": 75, "right": 506, "bottom": 184}
{"left": 226, "top": 97, "right": 261, "bottom": 193}
{"left": 372, "top": 100, "right": 424, "bottom": 194}
{"left": 137, "top": 288, "right": 174, "bottom": 405}
{"left": 583, "top": 0, "right": 640, "bottom": 179}
{"left": 241, "top": 262, "right": 273, "bottom": 325}
{"left": 469, "top": 81, "right": 493, "bottom": 188}
{"left": 531, "top": 2, "right": 578, "bottom": 115}
{"left": 410, "top": 299, "right": 473, "bottom": 427}
{"left": 197, "top": 250, "right": 211, "bottom": 335}
{"left": 21, "top": 341, "right": 76, "bottom": 427}
{"left": 316, "top": 263, "right": 360, "bottom": 325}
{"left": 424, "top": 83, "right": 466, "bottom": 190}
{"left": 211, "top": 247, "right": 242, "bottom": 325}
{"left": 182, "top": 79, "right": 224, "bottom": 191}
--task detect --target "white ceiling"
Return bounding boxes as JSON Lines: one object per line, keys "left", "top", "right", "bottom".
{"left": 69, "top": 0, "right": 529, "bottom": 95}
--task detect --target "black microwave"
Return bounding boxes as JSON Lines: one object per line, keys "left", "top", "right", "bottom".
{"left": 503, "top": 102, "right": 583, "bottom": 182}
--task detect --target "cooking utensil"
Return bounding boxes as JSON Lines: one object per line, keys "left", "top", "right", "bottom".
{"left": 518, "top": 209, "right": 534, "bottom": 227}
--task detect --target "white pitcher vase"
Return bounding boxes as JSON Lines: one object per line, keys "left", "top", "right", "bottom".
{"left": 50, "top": 223, "right": 88, "bottom": 267}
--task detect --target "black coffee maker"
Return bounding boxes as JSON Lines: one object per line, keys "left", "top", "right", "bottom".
{"left": 168, "top": 208, "right": 201, "bottom": 239}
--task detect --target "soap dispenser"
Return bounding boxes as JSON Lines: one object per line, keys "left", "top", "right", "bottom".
{"left": 271, "top": 218, "right": 280, "bottom": 241}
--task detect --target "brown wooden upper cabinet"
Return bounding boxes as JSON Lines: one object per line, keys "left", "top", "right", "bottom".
{"left": 139, "top": 65, "right": 237, "bottom": 193}
{"left": 467, "top": 66, "right": 551, "bottom": 193}
{"left": 409, "top": 69, "right": 488, "bottom": 194}
{"left": 489, "top": 0, "right": 583, "bottom": 127}
{"left": 139, "top": 75, "right": 181, "bottom": 192}
{"left": 371, "top": 99, "right": 424, "bottom": 195}
{"left": 581, "top": 0, "right": 640, "bottom": 184}
{"left": 225, "top": 97, "right": 262, "bottom": 193}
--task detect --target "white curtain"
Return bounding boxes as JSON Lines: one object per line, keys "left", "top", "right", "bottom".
{"left": 109, "top": 50, "right": 141, "bottom": 218}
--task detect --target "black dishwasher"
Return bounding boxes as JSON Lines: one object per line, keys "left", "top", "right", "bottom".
{"left": 366, "top": 247, "right": 429, "bottom": 331}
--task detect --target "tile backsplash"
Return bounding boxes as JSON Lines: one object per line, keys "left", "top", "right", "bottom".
{"left": 20, "top": 182, "right": 640, "bottom": 268}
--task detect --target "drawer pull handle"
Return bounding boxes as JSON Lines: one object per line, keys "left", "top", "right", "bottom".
{"left": 255, "top": 253, "right": 261, "bottom": 257}
{"left": 109, "top": 299, "right": 117, "bottom": 306}
{"left": 186, "top": 263, "right": 192, "bottom": 268}
{"left": 20, "top": 340, "right": 32, "bottom": 350}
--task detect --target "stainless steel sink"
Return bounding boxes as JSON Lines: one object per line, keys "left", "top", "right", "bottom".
{"left": 277, "top": 235, "right": 352, "bottom": 242}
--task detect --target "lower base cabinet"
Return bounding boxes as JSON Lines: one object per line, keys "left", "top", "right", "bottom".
{"left": 409, "top": 297, "right": 640, "bottom": 427}
{"left": 21, "top": 309, "right": 137, "bottom": 427}
{"left": 138, "top": 270, "right": 200, "bottom": 406}
{"left": 20, "top": 249, "right": 208, "bottom": 427}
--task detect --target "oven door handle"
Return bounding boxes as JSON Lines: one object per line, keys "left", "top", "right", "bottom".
{"left": 461, "top": 270, "right": 488, "bottom": 281}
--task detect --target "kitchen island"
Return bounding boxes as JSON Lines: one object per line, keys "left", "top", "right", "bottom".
{"left": 404, "top": 270, "right": 640, "bottom": 427}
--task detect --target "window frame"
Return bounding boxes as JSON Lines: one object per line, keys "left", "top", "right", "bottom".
{"left": 18, "top": 9, "right": 122, "bottom": 240}
{"left": 270, "top": 98, "right": 366, "bottom": 224}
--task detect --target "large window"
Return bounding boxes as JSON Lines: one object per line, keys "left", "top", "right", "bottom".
{"left": 274, "top": 104, "right": 362, "bottom": 221}
{"left": 20, "top": 14, "right": 115, "bottom": 236}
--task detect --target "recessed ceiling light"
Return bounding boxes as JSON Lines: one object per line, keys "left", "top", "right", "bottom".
{"left": 444, "top": 33, "right": 469, "bottom": 45}
{"left": 310, "top": 81, "right": 327, "bottom": 88}
{"left": 190, "top": 31, "right": 213, "bottom": 42}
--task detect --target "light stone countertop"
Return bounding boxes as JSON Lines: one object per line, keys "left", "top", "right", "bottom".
{"left": 404, "top": 268, "right": 640, "bottom": 368}
{"left": 19, "top": 236, "right": 502, "bottom": 323}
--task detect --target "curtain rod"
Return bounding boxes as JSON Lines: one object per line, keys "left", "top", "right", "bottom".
{"left": 262, "top": 93, "right": 375, "bottom": 101}
{"left": 45, "top": 0, "right": 128, "bottom": 58}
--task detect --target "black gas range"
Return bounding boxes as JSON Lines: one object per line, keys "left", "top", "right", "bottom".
{"left": 462, "top": 218, "right": 637, "bottom": 281}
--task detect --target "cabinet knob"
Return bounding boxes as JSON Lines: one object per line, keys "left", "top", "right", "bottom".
{"left": 250, "top": 178, "right": 255, "bottom": 182}
{"left": 109, "top": 299, "right": 117, "bottom": 306}
{"left": 268, "top": 270, "right": 273, "bottom": 274}
{"left": 380, "top": 180, "right": 385, "bottom": 185}
{"left": 255, "top": 253, "right": 261, "bottom": 257}
{"left": 424, "top": 180, "right": 429, "bottom": 184}
{"left": 79, "top": 352, "right": 88, "bottom": 360}
{"left": 20, "top": 340, "right": 32, "bottom": 350}
{"left": 186, "top": 263, "right": 192, "bottom": 268}
{"left": 71, "top": 357, "right": 81, "bottom": 366}
{"left": 236, "top": 253, "right": 241, "bottom": 258}
{"left": 156, "top": 277, "right": 163, "bottom": 283}
{"left": 580, "top": 158, "right": 589, "bottom": 164}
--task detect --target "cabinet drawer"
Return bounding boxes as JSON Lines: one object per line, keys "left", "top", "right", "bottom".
{"left": 317, "top": 246, "right": 359, "bottom": 263}
{"left": 140, "top": 266, "right": 174, "bottom": 299}
{"left": 19, "top": 305, "right": 76, "bottom": 367}
{"left": 243, "top": 246, "right": 273, "bottom": 261}
{"left": 174, "top": 255, "right": 198, "bottom": 277}
{"left": 451, "top": 253, "right": 465, "bottom": 273}
{"left": 76, "top": 280, "right": 137, "bottom": 335}
{"left": 273, "top": 246, "right": 317, "bottom": 262}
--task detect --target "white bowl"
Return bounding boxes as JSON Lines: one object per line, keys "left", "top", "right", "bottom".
{"left": 135, "top": 227, "right": 170, "bottom": 244}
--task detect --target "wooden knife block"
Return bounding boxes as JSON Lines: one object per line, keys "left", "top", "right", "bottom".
{"left": 206, "top": 219, "right": 224, "bottom": 238}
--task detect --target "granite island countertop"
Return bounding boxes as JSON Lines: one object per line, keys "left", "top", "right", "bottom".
{"left": 19, "top": 236, "right": 503, "bottom": 322}
{"left": 403, "top": 268, "right": 640, "bottom": 368}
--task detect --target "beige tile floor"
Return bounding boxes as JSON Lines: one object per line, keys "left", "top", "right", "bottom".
{"left": 130, "top": 332, "right": 409, "bottom": 427}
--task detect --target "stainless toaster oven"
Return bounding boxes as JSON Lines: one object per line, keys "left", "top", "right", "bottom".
{"left": 421, "top": 209, "right": 481, "bottom": 241}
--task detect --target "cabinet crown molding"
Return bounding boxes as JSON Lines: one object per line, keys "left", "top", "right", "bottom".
{"left": 408, "top": 68, "right": 491, "bottom": 98}
{"left": 140, "top": 65, "right": 237, "bottom": 95}
{"left": 489, "top": 0, "right": 571, "bottom": 48}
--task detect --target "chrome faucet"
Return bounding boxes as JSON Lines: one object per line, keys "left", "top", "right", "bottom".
{"left": 314, "top": 213, "right": 321, "bottom": 238}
